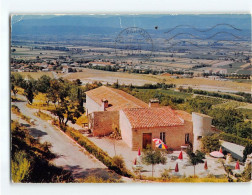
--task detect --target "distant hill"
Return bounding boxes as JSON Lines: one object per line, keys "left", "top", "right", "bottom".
{"left": 11, "top": 14, "right": 251, "bottom": 40}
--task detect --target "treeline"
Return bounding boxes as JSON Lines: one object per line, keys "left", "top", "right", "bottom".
{"left": 179, "top": 96, "right": 252, "bottom": 140}
{"left": 178, "top": 86, "right": 252, "bottom": 103}
{"left": 85, "top": 64, "right": 194, "bottom": 76}
{"left": 11, "top": 73, "right": 83, "bottom": 126}
{"left": 11, "top": 120, "right": 73, "bottom": 182}
{"left": 203, "top": 73, "right": 251, "bottom": 79}
{"left": 110, "top": 82, "right": 176, "bottom": 90}
{"left": 11, "top": 73, "right": 102, "bottom": 126}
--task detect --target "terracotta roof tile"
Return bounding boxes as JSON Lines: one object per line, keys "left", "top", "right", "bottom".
{"left": 174, "top": 110, "right": 192, "bottom": 121}
{"left": 123, "top": 107, "right": 185, "bottom": 129}
{"left": 85, "top": 86, "right": 148, "bottom": 111}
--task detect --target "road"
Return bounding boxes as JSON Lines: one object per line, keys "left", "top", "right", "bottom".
{"left": 11, "top": 95, "right": 120, "bottom": 180}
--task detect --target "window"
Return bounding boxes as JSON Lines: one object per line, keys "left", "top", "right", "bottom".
{"left": 185, "top": 133, "right": 190, "bottom": 144}
{"left": 160, "top": 132, "right": 166, "bottom": 144}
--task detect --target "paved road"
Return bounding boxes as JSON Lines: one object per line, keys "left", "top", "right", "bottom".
{"left": 11, "top": 95, "right": 120, "bottom": 180}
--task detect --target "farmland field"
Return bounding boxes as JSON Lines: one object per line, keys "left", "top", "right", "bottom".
{"left": 14, "top": 72, "right": 54, "bottom": 79}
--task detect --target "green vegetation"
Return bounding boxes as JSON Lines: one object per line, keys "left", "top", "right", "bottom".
{"left": 201, "top": 135, "right": 221, "bottom": 153}
{"left": 213, "top": 101, "right": 247, "bottom": 110}
{"left": 186, "top": 149, "right": 205, "bottom": 176}
{"left": 218, "top": 132, "right": 252, "bottom": 147}
{"left": 11, "top": 72, "right": 252, "bottom": 147}
{"left": 241, "top": 162, "right": 251, "bottom": 182}
{"left": 11, "top": 151, "right": 31, "bottom": 182}
{"left": 179, "top": 87, "right": 252, "bottom": 103}
{"left": 243, "top": 143, "right": 252, "bottom": 162}
{"left": 11, "top": 120, "right": 73, "bottom": 182}
{"left": 112, "top": 155, "right": 127, "bottom": 172}
{"left": 77, "top": 176, "right": 121, "bottom": 183}
{"left": 142, "top": 148, "right": 167, "bottom": 177}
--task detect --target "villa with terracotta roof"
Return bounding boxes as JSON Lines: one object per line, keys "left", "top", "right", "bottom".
{"left": 120, "top": 107, "right": 194, "bottom": 150}
{"left": 85, "top": 86, "right": 216, "bottom": 151}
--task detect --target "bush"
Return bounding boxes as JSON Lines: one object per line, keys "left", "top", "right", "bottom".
{"left": 201, "top": 135, "right": 220, "bottom": 153}
{"left": 77, "top": 176, "right": 120, "bottom": 183}
{"left": 112, "top": 155, "right": 126, "bottom": 170}
{"left": 161, "top": 169, "right": 172, "bottom": 179}
{"left": 11, "top": 105, "right": 20, "bottom": 114}
{"left": 11, "top": 151, "right": 31, "bottom": 182}
{"left": 63, "top": 127, "right": 132, "bottom": 177}
{"left": 60, "top": 123, "right": 67, "bottom": 132}
{"left": 243, "top": 143, "right": 252, "bottom": 162}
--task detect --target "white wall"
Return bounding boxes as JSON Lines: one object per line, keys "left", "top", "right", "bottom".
{"left": 192, "top": 112, "right": 213, "bottom": 151}
{"left": 85, "top": 95, "right": 103, "bottom": 114}
{"left": 119, "top": 110, "right": 133, "bottom": 148}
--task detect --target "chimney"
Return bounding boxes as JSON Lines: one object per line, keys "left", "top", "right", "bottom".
{"left": 149, "top": 99, "right": 160, "bottom": 107}
{"left": 101, "top": 98, "right": 108, "bottom": 111}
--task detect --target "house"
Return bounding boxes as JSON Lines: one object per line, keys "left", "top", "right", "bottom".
{"left": 119, "top": 107, "right": 193, "bottom": 150}
{"left": 85, "top": 86, "right": 216, "bottom": 151}
{"left": 85, "top": 86, "right": 148, "bottom": 136}
{"left": 62, "top": 65, "right": 69, "bottom": 73}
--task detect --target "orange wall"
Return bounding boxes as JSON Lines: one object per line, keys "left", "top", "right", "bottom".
{"left": 131, "top": 121, "right": 193, "bottom": 151}
{"left": 89, "top": 111, "right": 119, "bottom": 136}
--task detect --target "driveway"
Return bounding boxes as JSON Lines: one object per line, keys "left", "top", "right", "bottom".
{"left": 11, "top": 95, "right": 120, "bottom": 181}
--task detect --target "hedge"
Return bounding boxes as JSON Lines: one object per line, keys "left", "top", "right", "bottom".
{"left": 64, "top": 126, "right": 132, "bottom": 178}
{"left": 218, "top": 132, "right": 252, "bottom": 147}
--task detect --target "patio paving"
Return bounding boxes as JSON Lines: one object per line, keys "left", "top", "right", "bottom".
{"left": 40, "top": 110, "right": 243, "bottom": 178}
{"left": 84, "top": 135, "right": 230, "bottom": 178}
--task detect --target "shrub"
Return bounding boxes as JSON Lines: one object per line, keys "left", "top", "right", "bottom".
{"left": 161, "top": 169, "right": 172, "bottom": 179}
{"left": 112, "top": 155, "right": 126, "bottom": 170}
{"left": 77, "top": 176, "right": 120, "bottom": 183}
{"left": 63, "top": 127, "right": 132, "bottom": 177}
{"left": 109, "top": 124, "right": 122, "bottom": 140}
{"left": 241, "top": 162, "right": 252, "bottom": 182}
{"left": 243, "top": 143, "right": 252, "bottom": 162}
{"left": 60, "top": 123, "right": 67, "bottom": 132}
{"left": 11, "top": 151, "right": 31, "bottom": 182}
{"left": 11, "top": 105, "right": 20, "bottom": 114}
{"left": 201, "top": 135, "right": 220, "bottom": 153}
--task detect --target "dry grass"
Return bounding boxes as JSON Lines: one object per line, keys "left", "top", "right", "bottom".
{"left": 18, "top": 72, "right": 54, "bottom": 79}
{"left": 62, "top": 69, "right": 158, "bottom": 85}
{"left": 76, "top": 114, "right": 88, "bottom": 126}
{"left": 142, "top": 175, "right": 228, "bottom": 183}
{"left": 60, "top": 68, "right": 251, "bottom": 92}
{"left": 156, "top": 76, "right": 251, "bottom": 93}
{"left": 33, "top": 93, "right": 47, "bottom": 103}
{"left": 27, "top": 103, "right": 55, "bottom": 111}
{"left": 34, "top": 111, "right": 53, "bottom": 121}
{"left": 16, "top": 86, "right": 24, "bottom": 95}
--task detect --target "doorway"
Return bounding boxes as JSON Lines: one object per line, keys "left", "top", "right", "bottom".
{"left": 142, "top": 133, "right": 152, "bottom": 149}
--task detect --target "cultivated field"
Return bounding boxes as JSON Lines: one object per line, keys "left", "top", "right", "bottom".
{"left": 15, "top": 72, "right": 54, "bottom": 79}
